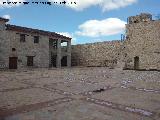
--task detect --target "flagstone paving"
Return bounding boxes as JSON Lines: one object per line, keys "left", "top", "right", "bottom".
{"left": 0, "top": 67, "right": 160, "bottom": 120}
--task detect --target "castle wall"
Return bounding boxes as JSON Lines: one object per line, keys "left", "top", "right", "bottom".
{"left": 71, "top": 41, "right": 122, "bottom": 68}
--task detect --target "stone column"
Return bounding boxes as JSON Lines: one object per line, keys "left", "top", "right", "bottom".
{"left": 56, "top": 39, "right": 61, "bottom": 68}
{"left": 67, "top": 40, "right": 71, "bottom": 67}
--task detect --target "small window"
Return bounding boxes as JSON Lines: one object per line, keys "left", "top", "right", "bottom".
{"left": 125, "top": 53, "right": 127, "bottom": 57}
{"left": 134, "top": 20, "right": 138, "bottom": 23}
{"left": 27, "top": 56, "right": 34, "bottom": 66}
{"left": 12, "top": 48, "right": 16, "bottom": 51}
{"left": 20, "top": 34, "right": 25, "bottom": 42}
{"left": 34, "top": 36, "right": 39, "bottom": 43}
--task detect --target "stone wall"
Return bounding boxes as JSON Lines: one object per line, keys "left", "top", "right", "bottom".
{"left": 71, "top": 41, "right": 122, "bottom": 68}
{"left": 1, "top": 13, "right": 160, "bottom": 70}
{"left": 123, "top": 19, "right": 160, "bottom": 70}
{"left": 0, "top": 30, "right": 10, "bottom": 69}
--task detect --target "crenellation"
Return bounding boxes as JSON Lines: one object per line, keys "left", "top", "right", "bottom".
{"left": 128, "top": 13, "right": 152, "bottom": 24}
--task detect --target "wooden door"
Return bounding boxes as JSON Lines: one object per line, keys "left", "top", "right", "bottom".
{"left": 9, "top": 57, "right": 18, "bottom": 69}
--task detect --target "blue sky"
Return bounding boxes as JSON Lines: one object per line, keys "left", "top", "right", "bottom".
{"left": 0, "top": 0, "right": 160, "bottom": 44}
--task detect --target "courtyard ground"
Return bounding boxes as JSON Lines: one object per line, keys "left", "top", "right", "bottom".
{"left": 0, "top": 67, "right": 160, "bottom": 120}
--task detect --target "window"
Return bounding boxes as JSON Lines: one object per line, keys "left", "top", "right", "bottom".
{"left": 53, "top": 41, "right": 57, "bottom": 49}
{"left": 34, "top": 36, "right": 39, "bottom": 43}
{"left": 27, "top": 56, "right": 34, "bottom": 66}
{"left": 49, "top": 38, "right": 57, "bottom": 49}
{"left": 134, "top": 20, "right": 138, "bottom": 23}
{"left": 12, "top": 48, "right": 16, "bottom": 51}
{"left": 20, "top": 34, "right": 25, "bottom": 42}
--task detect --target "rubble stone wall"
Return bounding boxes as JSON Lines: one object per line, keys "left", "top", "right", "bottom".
{"left": 71, "top": 41, "right": 122, "bottom": 68}
{"left": 123, "top": 19, "right": 160, "bottom": 70}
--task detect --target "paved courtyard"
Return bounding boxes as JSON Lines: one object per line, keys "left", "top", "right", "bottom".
{"left": 0, "top": 67, "right": 160, "bottom": 120}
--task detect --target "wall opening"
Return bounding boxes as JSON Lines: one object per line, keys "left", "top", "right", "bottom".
{"left": 20, "top": 34, "right": 25, "bottom": 42}
{"left": 61, "top": 56, "right": 67, "bottom": 67}
{"left": 27, "top": 56, "right": 34, "bottom": 66}
{"left": 61, "top": 41, "right": 67, "bottom": 47}
{"left": 61, "top": 41, "right": 68, "bottom": 52}
{"left": 50, "top": 55, "right": 57, "bottom": 67}
{"left": 12, "top": 48, "right": 16, "bottom": 51}
{"left": 34, "top": 36, "right": 39, "bottom": 43}
{"left": 134, "top": 56, "right": 139, "bottom": 70}
{"left": 9, "top": 57, "right": 18, "bottom": 69}
{"left": 49, "top": 38, "right": 57, "bottom": 50}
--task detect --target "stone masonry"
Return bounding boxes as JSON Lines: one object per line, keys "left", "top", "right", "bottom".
{"left": 72, "top": 41, "right": 122, "bottom": 68}
{"left": 122, "top": 13, "right": 160, "bottom": 70}
{"left": 0, "top": 13, "right": 160, "bottom": 70}
{"left": 72, "top": 13, "right": 160, "bottom": 70}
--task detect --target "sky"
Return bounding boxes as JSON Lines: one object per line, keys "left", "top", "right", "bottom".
{"left": 0, "top": 0, "right": 160, "bottom": 45}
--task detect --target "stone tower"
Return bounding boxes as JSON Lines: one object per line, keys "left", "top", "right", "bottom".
{"left": 122, "top": 13, "right": 160, "bottom": 70}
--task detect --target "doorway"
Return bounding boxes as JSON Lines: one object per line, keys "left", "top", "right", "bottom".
{"left": 9, "top": 57, "right": 18, "bottom": 69}
{"left": 134, "top": 56, "right": 139, "bottom": 70}
{"left": 51, "top": 55, "right": 57, "bottom": 67}
{"left": 61, "top": 56, "right": 67, "bottom": 67}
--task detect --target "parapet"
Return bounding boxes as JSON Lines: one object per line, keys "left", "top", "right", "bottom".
{"left": 127, "top": 13, "right": 152, "bottom": 24}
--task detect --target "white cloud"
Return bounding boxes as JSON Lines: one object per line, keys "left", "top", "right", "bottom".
{"left": 57, "top": 32, "right": 77, "bottom": 45}
{"left": 101, "top": 0, "right": 137, "bottom": 11}
{"left": 2, "top": 14, "right": 10, "bottom": 19}
{"left": 49, "top": 0, "right": 137, "bottom": 11}
{"left": 76, "top": 18, "right": 126, "bottom": 37}
{"left": 0, "top": 0, "right": 26, "bottom": 8}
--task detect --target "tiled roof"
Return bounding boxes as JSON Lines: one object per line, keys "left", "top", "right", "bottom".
{"left": 5, "top": 24, "right": 71, "bottom": 40}
{"left": 0, "top": 17, "right": 9, "bottom": 22}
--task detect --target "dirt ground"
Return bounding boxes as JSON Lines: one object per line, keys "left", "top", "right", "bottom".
{"left": 0, "top": 67, "right": 160, "bottom": 120}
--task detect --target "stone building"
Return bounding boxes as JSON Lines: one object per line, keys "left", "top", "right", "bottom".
{"left": 122, "top": 13, "right": 160, "bottom": 70}
{"left": 0, "top": 17, "right": 71, "bottom": 69}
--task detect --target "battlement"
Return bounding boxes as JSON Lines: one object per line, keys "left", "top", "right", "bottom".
{"left": 127, "top": 13, "right": 152, "bottom": 24}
